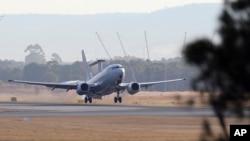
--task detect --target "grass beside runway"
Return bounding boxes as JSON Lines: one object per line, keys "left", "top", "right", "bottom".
{"left": 0, "top": 116, "right": 249, "bottom": 141}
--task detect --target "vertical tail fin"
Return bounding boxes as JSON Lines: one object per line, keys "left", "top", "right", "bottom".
{"left": 82, "top": 50, "right": 92, "bottom": 81}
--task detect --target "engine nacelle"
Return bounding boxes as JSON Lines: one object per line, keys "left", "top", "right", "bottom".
{"left": 76, "top": 82, "right": 89, "bottom": 95}
{"left": 127, "top": 82, "right": 140, "bottom": 95}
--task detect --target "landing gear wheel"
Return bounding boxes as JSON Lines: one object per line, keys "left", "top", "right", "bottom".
{"left": 84, "top": 96, "right": 93, "bottom": 103}
{"left": 89, "top": 97, "right": 92, "bottom": 103}
{"left": 114, "top": 96, "right": 122, "bottom": 103}
{"left": 118, "top": 97, "right": 122, "bottom": 103}
{"left": 84, "top": 97, "right": 88, "bottom": 103}
{"left": 114, "top": 97, "right": 118, "bottom": 103}
{"left": 114, "top": 88, "right": 123, "bottom": 103}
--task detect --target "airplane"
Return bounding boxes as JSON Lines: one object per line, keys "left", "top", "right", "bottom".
{"left": 9, "top": 50, "right": 185, "bottom": 103}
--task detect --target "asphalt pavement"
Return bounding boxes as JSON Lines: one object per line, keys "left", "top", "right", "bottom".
{"left": 0, "top": 102, "right": 218, "bottom": 117}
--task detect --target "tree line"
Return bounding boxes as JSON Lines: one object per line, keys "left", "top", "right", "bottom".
{"left": 0, "top": 56, "right": 196, "bottom": 91}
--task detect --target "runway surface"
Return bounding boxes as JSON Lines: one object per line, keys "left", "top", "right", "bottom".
{"left": 0, "top": 102, "right": 247, "bottom": 117}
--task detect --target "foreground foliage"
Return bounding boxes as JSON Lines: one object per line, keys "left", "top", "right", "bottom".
{"left": 183, "top": 0, "right": 250, "bottom": 140}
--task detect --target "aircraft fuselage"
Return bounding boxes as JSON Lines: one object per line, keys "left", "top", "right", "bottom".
{"left": 85, "top": 64, "right": 125, "bottom": 97}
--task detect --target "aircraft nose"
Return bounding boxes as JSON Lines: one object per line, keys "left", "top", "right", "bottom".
{"left": 120, "top": 67, "right": 125, "bottom": 73}
{"left": 118, "top": 67, "right": 124, "bottom": 74}
{"left": 119, "top": 67, "right": 125, "bottom": 80}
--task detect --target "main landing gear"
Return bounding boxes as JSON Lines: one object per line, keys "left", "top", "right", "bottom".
{"left": 114, "top": 96, "right": 122, "bottom": 103}
{"left": 84, "top": 96, "right": 92, "bottom": 103}
{"left": 114, "top": 90, "right": 122, "bottom": 103}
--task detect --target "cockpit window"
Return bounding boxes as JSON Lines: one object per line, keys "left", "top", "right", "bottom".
{"left": 112, "top": 66, "right": 124, "bottom": 70}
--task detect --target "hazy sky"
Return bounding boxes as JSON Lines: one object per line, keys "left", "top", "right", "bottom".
{"left": 0, "top": 1, "right": 222, "bottom": 62}
{"left": 0, "top": 0, "right": 221, "bottom": 15}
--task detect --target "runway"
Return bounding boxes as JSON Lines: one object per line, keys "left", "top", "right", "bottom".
{"left": 0, "top": 102, "right": 211, "bottom": 117}
{"left": 0, "top": 102, "right": 246, "bottom": 117}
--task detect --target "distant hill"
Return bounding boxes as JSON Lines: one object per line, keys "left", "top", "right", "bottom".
{"left": 0, "top": 3, "right": 222, "bottom": 62}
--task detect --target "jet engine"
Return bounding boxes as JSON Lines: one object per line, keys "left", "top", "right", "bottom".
{"left": 127, "top": 82, "right": 140, "bottom": 95}
{"left": 76, "top": 82, "right": 89, "bottom": 95}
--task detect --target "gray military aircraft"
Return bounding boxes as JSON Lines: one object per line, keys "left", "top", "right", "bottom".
{"left": 9, "top": 50, "right": 185, "bottom": 103}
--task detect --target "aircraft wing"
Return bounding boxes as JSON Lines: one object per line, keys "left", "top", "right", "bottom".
{"left": 139, "top": 78, "right": 186, "bottom": 87}
{"left": 119, "top": 78, "right": 186, "bottom": 88}
{"left": 8, "top": 80, "right": 78, "bottom": 90}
